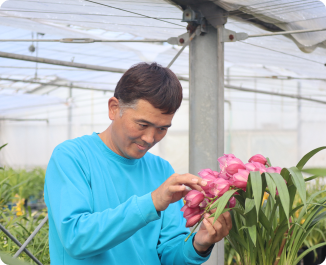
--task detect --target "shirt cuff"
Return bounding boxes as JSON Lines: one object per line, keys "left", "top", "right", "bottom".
{"left": 192, "top": 235, "right": 215, "bottom": 257}
{"left": 183, "top": 233, "right": 212, "bottom": 263}
{"left": 135, "top": 192, "right": 161, "bottom": 224}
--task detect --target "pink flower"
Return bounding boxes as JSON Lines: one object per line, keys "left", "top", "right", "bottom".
{"left": 228, "top": 197, "right": 236, "bottom": 208}
{"left": 186, "top": 214, "right": 202, "bottom": 227}
{"left": 218, "top": 171, "right": 230, "bottom": 180}
{"left": 184, "top": 190, "right": 205, "bottom": 208}
{"left": 200, "top": 174, "right": 217, "bottom": 193}
{"left": 198, "top": 168, "right": 218, "bottom": 178}
{"left": 208, "top": 178, "right": 230, "bottom": 197}
{"left": 232, "top": 169, "right": 249, "bottom": 188}
{"left": 245, "top": 162, "right": 266, "bottom": 174}
{"left": 182, "top": 205, "right": 201, "bottom": 219}
{"left": 226, "top": 162, "right": 246, "bottom": 176}
{"left": 248, "top": 154, "right": 267, "bottom": 165}
{"left": 266, "top": 167, "right": 282, "bottom": 174}
{"left": 218, "top": 154, "right": 236, "bottom": 171}
{"left": 199, "top": 198, "right": 209, "bottom": 208}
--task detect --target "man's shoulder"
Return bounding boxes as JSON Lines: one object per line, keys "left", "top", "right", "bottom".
{"left": 143, "top": 152, "right": 174, "bottom": 173}
{"left": 52, "top": 134, "right": 93, "bottom": 157}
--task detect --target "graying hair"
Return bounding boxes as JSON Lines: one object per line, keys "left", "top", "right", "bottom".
{"left": 119, "top": 99, "right": 138, "bottom": 117}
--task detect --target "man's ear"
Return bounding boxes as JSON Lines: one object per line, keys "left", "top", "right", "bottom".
{"left": 108, "top": 97, "right": 120, "bottom": 120}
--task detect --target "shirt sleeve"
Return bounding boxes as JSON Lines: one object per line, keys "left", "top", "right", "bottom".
{"left": 44, "top": 143, "right": 160, "bottom": 260}
{"left": 156, "top": 164, "right": 212, "bottom": 265}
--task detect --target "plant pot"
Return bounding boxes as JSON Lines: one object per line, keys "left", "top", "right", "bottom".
{"left": 297, "top": 247, "right": 324, "bottom": 265}
{"left": 322, "top": 245, "right": 326, "bottom": 263}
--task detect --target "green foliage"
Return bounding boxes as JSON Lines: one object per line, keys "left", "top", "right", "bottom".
{"left": 0, "top": 208, "right": 49, "bottom": 265}
{"left": 223, "top": 147, "right": 326, "bottom": 265}
{"left": 0, "top": 157, "right": 49, "bottom": 265}
{"left": 0, "top": 168, "right": 45, "bottom": 204}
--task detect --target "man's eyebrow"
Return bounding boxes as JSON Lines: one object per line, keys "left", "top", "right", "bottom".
{"left": 136, "top": 119, "right": 171, "bottom": 128}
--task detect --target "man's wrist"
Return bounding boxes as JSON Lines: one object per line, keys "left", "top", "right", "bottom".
{"left": 192, "top": 235, "right": 215, "bottom": 257}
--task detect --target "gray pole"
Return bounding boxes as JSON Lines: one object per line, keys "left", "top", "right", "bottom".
{"left": 189, "top": 24, "right": 225, "bottom": 265}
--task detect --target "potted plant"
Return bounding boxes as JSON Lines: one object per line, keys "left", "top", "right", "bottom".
{"left": 181, "top": 147, "right": 326, "bottom": 265}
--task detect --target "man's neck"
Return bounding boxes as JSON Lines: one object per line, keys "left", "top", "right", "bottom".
{"left": 98, "top": 126, "right": 125, "bottom": 158}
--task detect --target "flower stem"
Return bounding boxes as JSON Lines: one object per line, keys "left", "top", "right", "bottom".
{"left": 184, "top": 217, "right": 204, "bottom": 242}
{"left": 184, "top": 195, "right": 219, "bottom": 242}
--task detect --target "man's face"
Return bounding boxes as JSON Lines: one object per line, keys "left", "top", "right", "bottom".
{"left": 110, "top": 99, "right": 174, "bottom": 159}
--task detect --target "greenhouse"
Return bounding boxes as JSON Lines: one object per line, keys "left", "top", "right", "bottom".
{"left": 0, "top": 0, "right": 326, "bottom": 264}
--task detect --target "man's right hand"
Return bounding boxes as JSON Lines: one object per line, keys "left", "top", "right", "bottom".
{"left": 151, "top": 173, "right": 207, "bottom": 212}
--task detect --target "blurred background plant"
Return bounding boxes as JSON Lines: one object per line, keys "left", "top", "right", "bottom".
{"left": 0, "top": 144, "right": 49, "bottom": 265}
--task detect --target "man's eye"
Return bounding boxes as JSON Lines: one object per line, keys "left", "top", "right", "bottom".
{"left": 159, "top": 127, "right": 167, "bottom": 131}
{"left": 139, "top": 124, "right": 147, "bottom": 128}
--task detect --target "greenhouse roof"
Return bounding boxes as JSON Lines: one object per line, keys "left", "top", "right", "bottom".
{"left": 0, "top": 0, "right": 325, "bottom": 116}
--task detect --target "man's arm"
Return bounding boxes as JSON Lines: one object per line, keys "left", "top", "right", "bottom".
{"left": 45, "top": 145, "right": 160, "bottom": 259}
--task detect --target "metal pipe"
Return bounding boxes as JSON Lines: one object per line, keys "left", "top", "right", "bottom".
{"left": 189, "top": 24, "right": 225, "bottom": 265}
{"left": 0, "top": 77, "right": 115, "bottom": 93}
{"left": 224, "top": 84, "right": 326, "bottom": 105}
{"left": 0, "top": 38, "right": 170, "bottom": 43}
{"left": 0, "top": 118, "right": 48, "bottom": 122}
{"left": 0, "top": 52, "right": 189, "bottom": 81}
{"left": 0, "top": 51, "right": 127, "bottom": 73}
{"left": 167, "top": 31, "right": 196, "bottom": 69}
{"left": 0, "top": 223, "right": 43, "bottom": 265}
{"left": 13, "top": 215, "right": 48, "bottom": 258}
{"left": 248, "top": 28, "right": 326, "bottom": 38}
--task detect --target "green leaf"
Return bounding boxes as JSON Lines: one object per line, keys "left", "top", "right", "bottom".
{"left": 0, "top": 143, "right": 8, "bottom": 150}
{"left": 288, "top": 167, "right": 307, "bottom": 209}
{"left": 264, "top": 173, "right": 276, "bottom": 201}
{"left": 250, "top": 171, "right": 262, "bottom": 222}
{"left": 267, "top": 173, "right": 290, "bottom": 226}
{"left": 301, "top": 168, "right": 326, "bottom": 176}
{"left": 293, "top": 242, "right": 326, "bottom": 264}
{"left": 228, "top": 229, "right": 248, "bottom": 251}
{"left": 296, "top": 146, "right": 326, "bottom": 170}
{"left": 209, "top": 189, "right": 238, "bottom": 224}
{"left": 244, "top": 198, "right": 255, "bottom": 214}
{"left": 304, "top": 175, "right": 319, "bottom": 182}
{"left": 266, "top": 157, "right": 272, "bottom": 167}
{"left": 248, "top": 225, "right": 257, "bottom": 246}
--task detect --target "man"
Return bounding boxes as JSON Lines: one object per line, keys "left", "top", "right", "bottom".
{"left": 44, "top": 62, "right": 232, "bottom": 265}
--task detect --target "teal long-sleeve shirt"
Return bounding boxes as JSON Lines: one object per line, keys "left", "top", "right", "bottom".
{"left": 44, "top": 132, "right": 211, "bottom": 265}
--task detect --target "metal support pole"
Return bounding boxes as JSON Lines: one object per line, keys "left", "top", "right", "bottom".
{"left": 13, "top": 215, "right": 48, "bottom": 258}
{"left": 297, "top": 81, "right": 302, "bottom": 161}
{"left": 68, "top": 85, "right": 73, "bottom": 139}
{"left": 189, "top": 24, "right": 225, "bottom": 265}
{"left": 0, "top": 223, "right": 43, "bottom": 265}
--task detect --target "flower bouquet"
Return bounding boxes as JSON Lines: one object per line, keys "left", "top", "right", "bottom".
{"left": 181, "top": 147, "right": 326, "bottom": 265}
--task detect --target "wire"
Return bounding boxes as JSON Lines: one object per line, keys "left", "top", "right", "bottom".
{"left": 83, "top": 0, "right": 184, "bottom": 28}
{"left": 0, "top": 15, "right": 183, "bottom": 29}
{"left": 0, "top": 9, "right": 181, "bottom": 20}
{"left": 239, "top": 41, "right": 325, "bottom": 65}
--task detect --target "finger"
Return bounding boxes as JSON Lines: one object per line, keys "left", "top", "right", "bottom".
{"left": 202, "top": 218, "right": 217, "bottom": 239}
{"left": 186, "top": 183, "right": 204, "bottom": 192}
{"left": 222, "top": 211, "right": 232, "bottom": 231}
{"left": 209, "top": 208, "right": 216, "bottom": 214}
{"left": 204, "top": 213, "right": 224, "bottom": 235}
{"left": 172, "top": 174, "right": 207, "bottom": 188}
{"left": 168, "top": 185, "right": 186, "bottom": 194}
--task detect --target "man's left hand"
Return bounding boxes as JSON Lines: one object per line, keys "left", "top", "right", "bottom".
{"left": 193, "top": 210, "right": 232, "bottom": 253}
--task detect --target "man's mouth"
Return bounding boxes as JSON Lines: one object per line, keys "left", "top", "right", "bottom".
{"left": 136, "top": 143, "right": 147, "bottom": 151}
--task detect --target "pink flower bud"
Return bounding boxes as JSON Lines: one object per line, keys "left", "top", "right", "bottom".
{"left": 245, "top": 162, "right": 266, "bottom": 174}
{"left": 199, "top": 198, "right": 209, "bottom": 208}
{"left": 184, "top": 190, "right": 205, "bottom": 208}
{"left": 228, "top": 197, "right": 236, "bottom": 208}
{"left": 186, "top": 214, "right": 202, "bottom": 227}
{"left": 218, "top": 154, "right": 236, "bottom": 171}
{"left": 183, "top": 206, "right": 201, "bottom": 219}
{"left": 248, "top": 154, "right": 268, "bottom": 165}
{"left": 208, "top": 178, "right": 230, "bottom": 197}
{"left": 226, "top": 163, "right": 246, "bottom": 176}
{"left": 198, "top": 168, "right": 218, "bottom": 178}
{"left": 218, "top": 171, "right": 230, "bottom": 180}
{"left": 266, "top": 167, "right": 282, "bottom": 174}
{"left": 232, "top": 169, "right": 249, "bottom": 188}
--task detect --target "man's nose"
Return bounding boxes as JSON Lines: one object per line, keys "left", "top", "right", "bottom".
{"left": 141, "top": 128, "right": 156, "bottom": 146}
